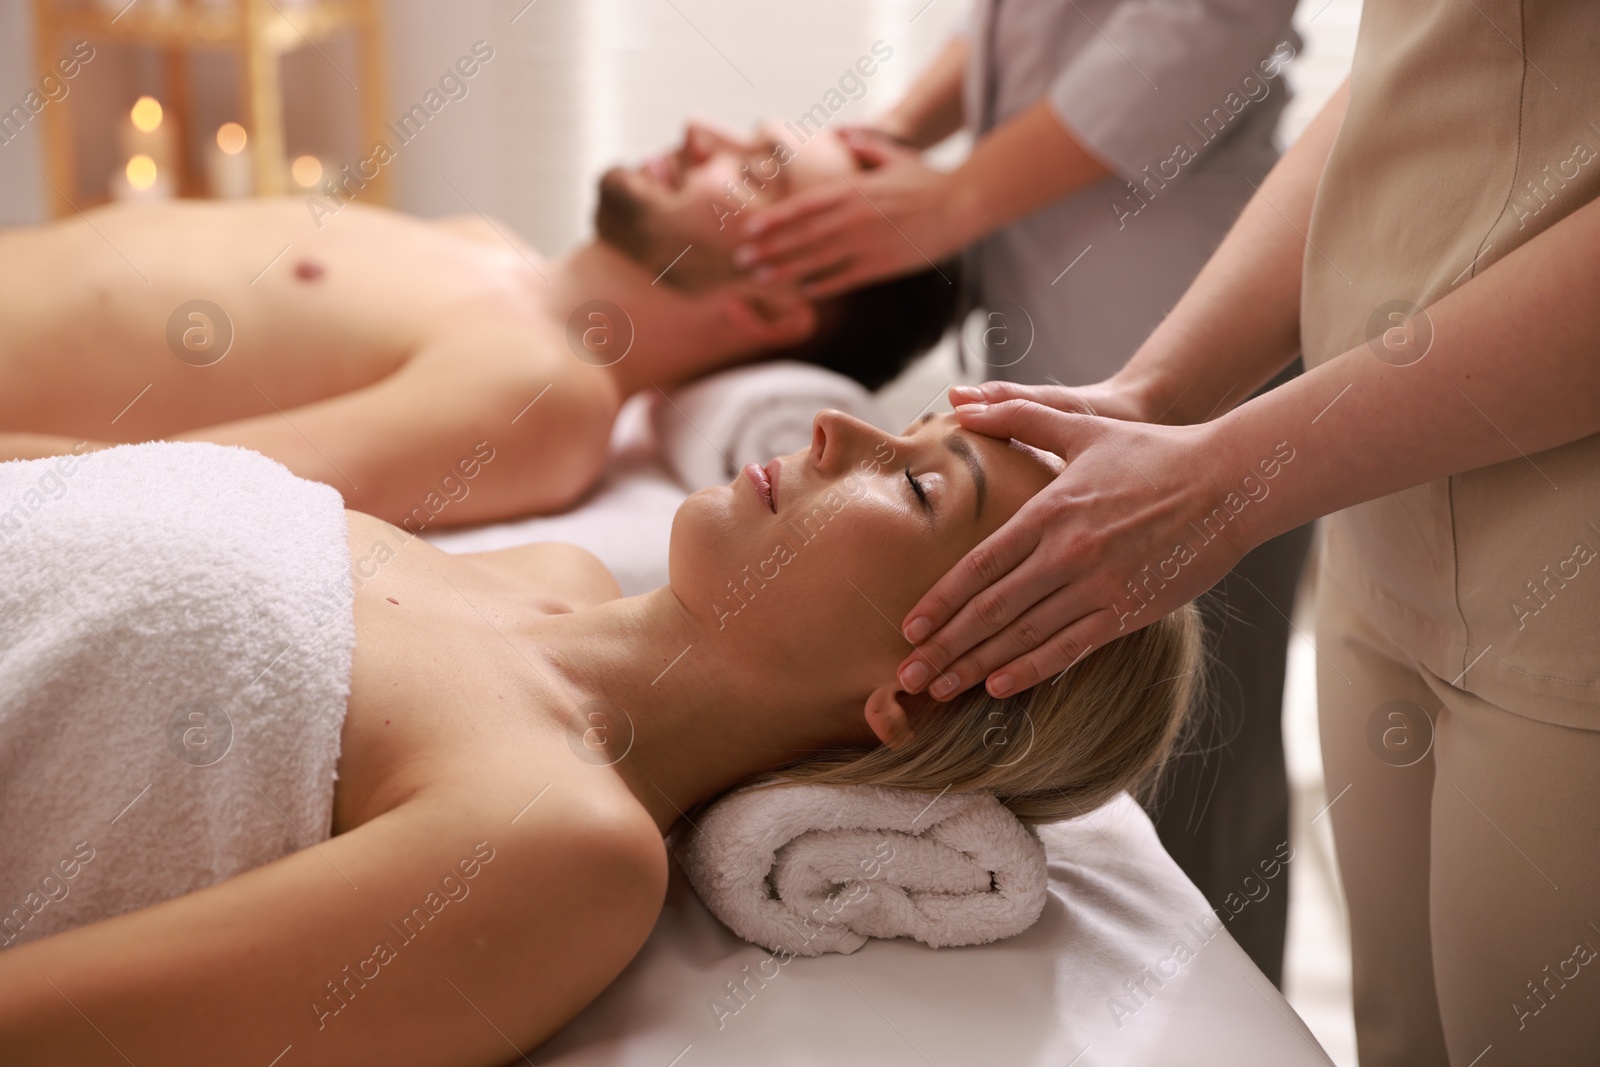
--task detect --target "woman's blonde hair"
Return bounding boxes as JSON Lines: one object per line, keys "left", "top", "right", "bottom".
{"left": 747, "top": 604, "right": 1204, "bottom": 824}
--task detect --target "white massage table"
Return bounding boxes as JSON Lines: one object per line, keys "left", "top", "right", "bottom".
{"left": 427, "top": 397, "right": 1333, "bottom": 1067}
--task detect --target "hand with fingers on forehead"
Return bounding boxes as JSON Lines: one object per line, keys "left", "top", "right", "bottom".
{"left": 730, "top": 94, "right": 1110, "bottom": 302}
{"left": 895, "top": 380, "right": 1255, "bottom": 700}
{"left": 732, "top": 128, "right": 975, "bottom": 300}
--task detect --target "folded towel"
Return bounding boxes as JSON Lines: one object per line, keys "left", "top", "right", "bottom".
{"left": 674, "top": 782, "right": 1048, "bottom": 957}
{"left": 652, "top": 360, "right": 890, "bottom": 491}
{"left": 0, "top": 441, "right": 354, "bottom": 950}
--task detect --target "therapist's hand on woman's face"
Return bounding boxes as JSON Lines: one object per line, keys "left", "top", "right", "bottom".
{"left": 894, "top": 394, "right": 1251, "bottom": 700}
{"left": 732, "top": 130, "right": 968, "bottom": 299}
{"left": 946, "top": 377, "right": 1165, "bottom": 426}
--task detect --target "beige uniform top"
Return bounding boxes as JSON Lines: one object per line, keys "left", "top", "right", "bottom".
{"left": 1302, "top": 0, "right": 1600, "bottom": 727}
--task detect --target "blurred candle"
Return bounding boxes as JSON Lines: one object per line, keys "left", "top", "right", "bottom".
{"left": 289, "top": 154, "right": 324, "bottom": 189}
{"left": 110, "top": 152, "right": 174, "bottom": 201}
{"left": 216, "top": 121, "right": 248, "bottom": 155}
{"left": 130, "top": 96, "right": 162, "bottom": 134}
{"left": 112, "top": 96, "right": 175, "bottom": 201}
{"left": 117, "top": 95, "right": 175, "bottom": 174}
{"left": 206, "top": 122, "right": 253, "bottom": 198}
{"left": 127, "top": 154, "right": 157, "bottom": 190}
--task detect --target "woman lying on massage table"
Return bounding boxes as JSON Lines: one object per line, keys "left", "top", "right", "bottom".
{"left": 0, "top": 410, "right": 1198, "bottom": 1067}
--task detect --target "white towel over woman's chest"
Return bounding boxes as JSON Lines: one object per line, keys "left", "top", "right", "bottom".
{"left": 0, "top": 442, "right": 355, "bottom": 950}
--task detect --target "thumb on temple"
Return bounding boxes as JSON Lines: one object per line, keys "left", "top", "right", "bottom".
{"left": 839, "top": 128, "right": 906, "bottom": 169}
{"left": 954, "top": 398, "right": 1085, "bottom": 456}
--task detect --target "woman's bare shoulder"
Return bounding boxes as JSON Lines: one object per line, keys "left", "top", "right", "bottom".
{"left": 462, "top": 541, "right": 623, "bottom": 609}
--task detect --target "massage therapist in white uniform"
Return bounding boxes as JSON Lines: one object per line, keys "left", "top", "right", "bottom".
{"left": 736, "top": 0, "right": 1304, "bottom": 986}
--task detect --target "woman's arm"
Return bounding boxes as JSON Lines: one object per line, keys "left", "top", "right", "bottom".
{"left": 875, "top": 35, "right": 969, "bottom": 149}
{"left": 739, "top": 0, "right": 1300, "bottom": 296}
{"left": 901, "top": 182, "right": 1600, "bottom": 696}
{"left": 943, "top": 98, "right": 1112, "bottom": 254}
{"left": 1107, "top": 79, "right": 1350, "bottom": 425}
{"left": 1204, "top": 183, "right": 1600, "bottom": 547}
{"left": 892, "top": 77, "right": 1352, "bottom": 688}
{"left": 950, "top": 78, "right": 1349, "bottom": 425}
{"left": 737, "top": 98, "right": 1110, "bottom": 296}
{"left": 0, "top": 784, "right": 666, "bottom": 1066}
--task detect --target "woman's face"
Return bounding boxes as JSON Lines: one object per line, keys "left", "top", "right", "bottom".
{"left": 668, "top": 411, "right": 1059, "bottom": 696}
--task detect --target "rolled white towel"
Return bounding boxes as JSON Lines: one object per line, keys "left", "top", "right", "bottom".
{"left": 652, "top": 360, "right": 890, "bottom": 491}
{"left": 674, "top": 782, "right": 1048, "bottom": 957}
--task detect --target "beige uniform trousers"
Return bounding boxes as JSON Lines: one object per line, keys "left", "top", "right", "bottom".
{"left": 1300, "top": 0, "right": 1600, "bottom": 1063}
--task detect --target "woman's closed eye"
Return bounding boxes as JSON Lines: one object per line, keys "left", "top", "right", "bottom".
{"left": 905, "top": 468, "right": 932, "bottom": 512}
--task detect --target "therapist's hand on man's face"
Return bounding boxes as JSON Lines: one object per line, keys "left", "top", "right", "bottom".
{"left": 894, "top": 383, "right": 1251, "bottom": 700}
{"left": 732, "top": 129, "right": 970, "bottom": 298}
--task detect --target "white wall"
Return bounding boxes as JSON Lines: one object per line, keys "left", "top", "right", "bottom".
{"left": 0, "top": 1, "right": 45, "bottom": 224}
{"left": 386, "top": 0, "right": 966, "bottom": 253}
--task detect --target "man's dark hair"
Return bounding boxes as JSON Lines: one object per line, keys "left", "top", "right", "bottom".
{"left": 775, "top": 258, "right": 963, "bottom": 391}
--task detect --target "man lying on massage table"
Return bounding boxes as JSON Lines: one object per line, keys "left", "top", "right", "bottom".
{"left": 0, "top": 411, "right": 1196, "bottom": 1066}
{"left": 0, "top": 119, "right": 954, "bottom": 528}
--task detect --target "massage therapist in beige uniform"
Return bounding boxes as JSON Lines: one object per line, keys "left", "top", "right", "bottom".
{"left": 877, "top": 0, "right": 1600, "bottom": 1062}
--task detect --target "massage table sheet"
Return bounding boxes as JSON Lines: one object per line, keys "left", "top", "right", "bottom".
{"left": 525, "top": 796, "right": 1329, "bottom": 1067}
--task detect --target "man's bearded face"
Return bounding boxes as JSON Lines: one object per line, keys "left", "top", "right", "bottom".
{"left": 594, "top": 117, "right": 858, "bottom": 289}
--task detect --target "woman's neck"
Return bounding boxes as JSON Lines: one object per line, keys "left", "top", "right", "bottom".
{"left": 518, "top": 584, "right": 874, "bottom": 835}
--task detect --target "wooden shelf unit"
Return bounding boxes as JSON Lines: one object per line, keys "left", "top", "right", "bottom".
{"left": 32, "top": 0, "right": 388, "bottom": 215}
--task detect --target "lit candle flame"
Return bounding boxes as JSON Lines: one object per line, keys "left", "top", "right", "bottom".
{"left": 126, "top": 154, "right": 158, "bottom": 191}
{"left": 216, "top": 122, "right": 248, "bottom": 156}
{"left": 291, "top": 155, "right": 323, "bottom": 188}
{"left": 130, "top": 96, "right": 163, "bottom": 134}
